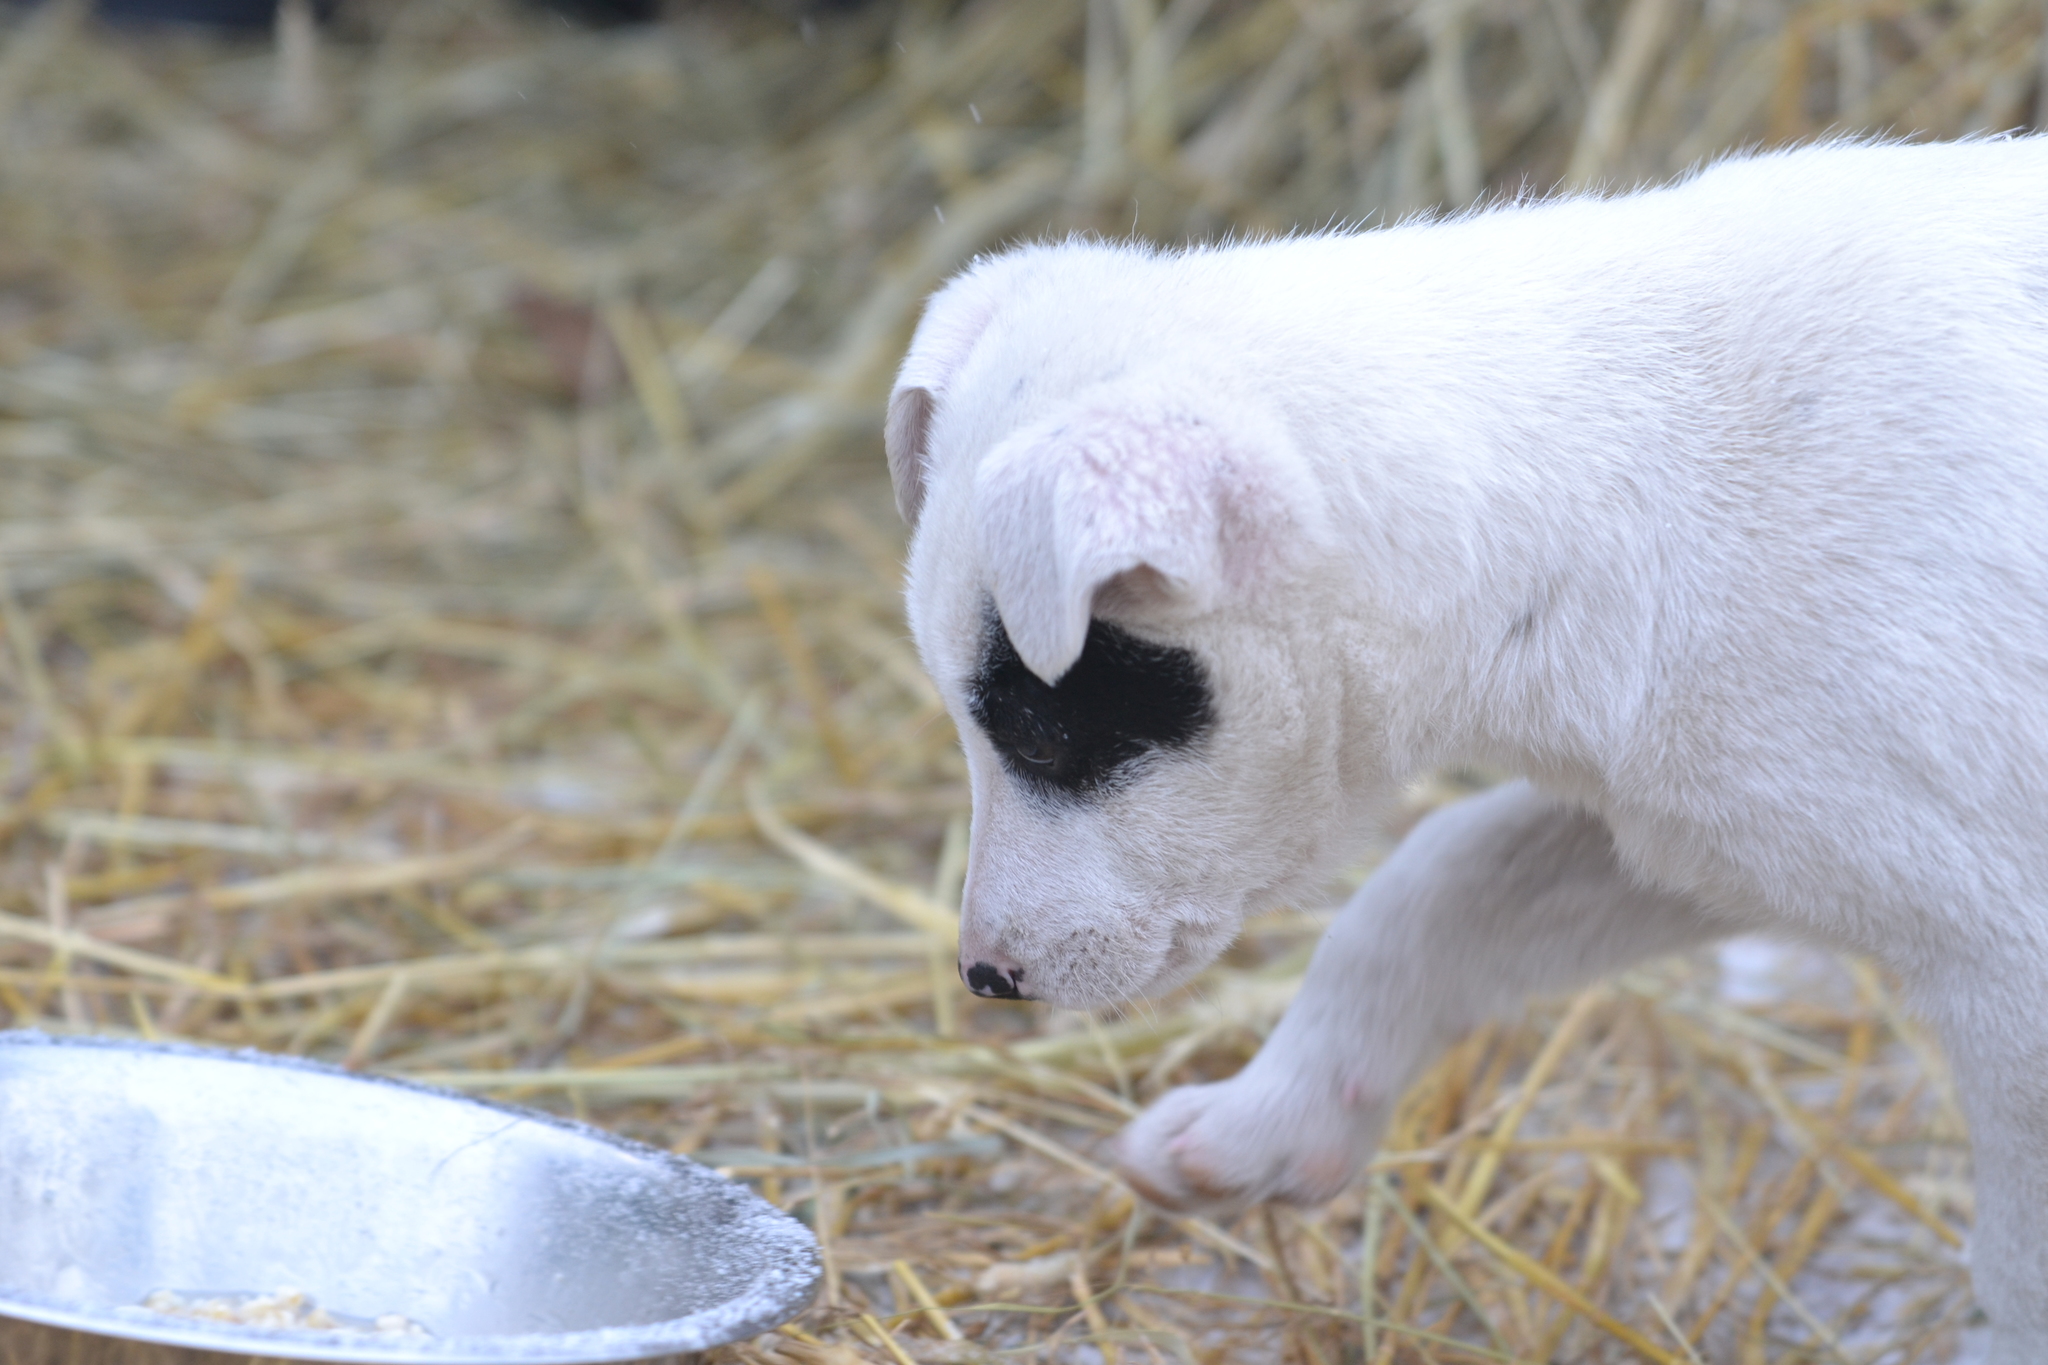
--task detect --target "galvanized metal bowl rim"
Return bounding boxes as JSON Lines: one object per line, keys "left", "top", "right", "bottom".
{"left": 0, "top": 1029, "right": 821, "bottom": 1363}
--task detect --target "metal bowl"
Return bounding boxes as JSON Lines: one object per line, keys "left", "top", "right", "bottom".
{"left": 0, "top": 1032, "right": 819, "bottom": 1363}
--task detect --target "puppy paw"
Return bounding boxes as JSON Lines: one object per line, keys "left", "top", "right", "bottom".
{"left": 1114, "top": 1075, "right": 1375, "bottom": 1218}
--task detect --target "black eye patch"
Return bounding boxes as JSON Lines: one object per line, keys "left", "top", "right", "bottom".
{"left": 967, "top": 602, "right": 1214, "bottom": 800}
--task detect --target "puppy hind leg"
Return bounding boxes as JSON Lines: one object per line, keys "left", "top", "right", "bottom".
{"left": 1115, "top": 780, "right": 1728, "bottom": 1216}
{"left": 1919, "top": 972, "right": 2048, "bottom": 1364}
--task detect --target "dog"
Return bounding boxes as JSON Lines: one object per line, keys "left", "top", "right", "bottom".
{"left": 886, "top": 138, "right": 2048, "bottom": 1360}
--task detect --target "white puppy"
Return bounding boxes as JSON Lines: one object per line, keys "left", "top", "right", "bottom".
{"left": 887, "top": 138, "right": 2048, "bottom": 1359}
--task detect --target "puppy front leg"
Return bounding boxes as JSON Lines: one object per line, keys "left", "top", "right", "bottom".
{"left": 1117, "top": 780, "right": 1726, "bottom": 1215}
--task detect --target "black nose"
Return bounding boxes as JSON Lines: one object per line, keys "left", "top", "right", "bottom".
{"left": 963, "top": 961, "right": 1024, "bottom": 999}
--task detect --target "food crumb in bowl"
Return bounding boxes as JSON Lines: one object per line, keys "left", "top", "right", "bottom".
{"left": 138, "top": 1288, "right": 432, "bottom": 1336}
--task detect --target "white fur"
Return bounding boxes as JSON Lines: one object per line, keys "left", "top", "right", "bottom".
{"left": 890, "top": 138, "right": 2048, "bottom": 1359}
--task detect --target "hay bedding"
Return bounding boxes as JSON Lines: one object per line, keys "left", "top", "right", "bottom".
{"left": 0, "top": 0, "right": 2034, "bottom": 1360}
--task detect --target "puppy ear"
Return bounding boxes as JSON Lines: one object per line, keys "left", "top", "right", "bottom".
{"left": 886, "top": 266, "right": 1007, "bottom": 526}
{"left": 885, "top": 386, "right": 937, "bottom": 524}
{"left": 975, "top": 403, "right": 1289, "bottom": 683}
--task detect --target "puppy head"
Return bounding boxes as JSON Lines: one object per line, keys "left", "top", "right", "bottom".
{"left": 892, "top": 248, "right": 1385, "bottom": 1008}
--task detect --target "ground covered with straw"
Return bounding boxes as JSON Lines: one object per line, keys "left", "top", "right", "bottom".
{"left": 0, "top": 0, "right": 2038, "bottom": 1361}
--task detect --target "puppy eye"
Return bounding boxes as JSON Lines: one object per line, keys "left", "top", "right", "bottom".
{"left": 1012, "top": 737, "right": 1059, "bottom": 768}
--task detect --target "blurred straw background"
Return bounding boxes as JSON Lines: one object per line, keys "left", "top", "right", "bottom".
{"left": 0, "top": 0, "right": 2037, "bottom": 1360}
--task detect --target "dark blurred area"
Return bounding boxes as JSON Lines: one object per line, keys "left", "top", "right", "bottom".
{"left": 97, "top": 0, "right": 283, "bottom": 27}
{"left": 91, "top": 0, "right": 654, "bottom": 28}
{"left": 84, "top": 0, "right": 876, "bottom": 30}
